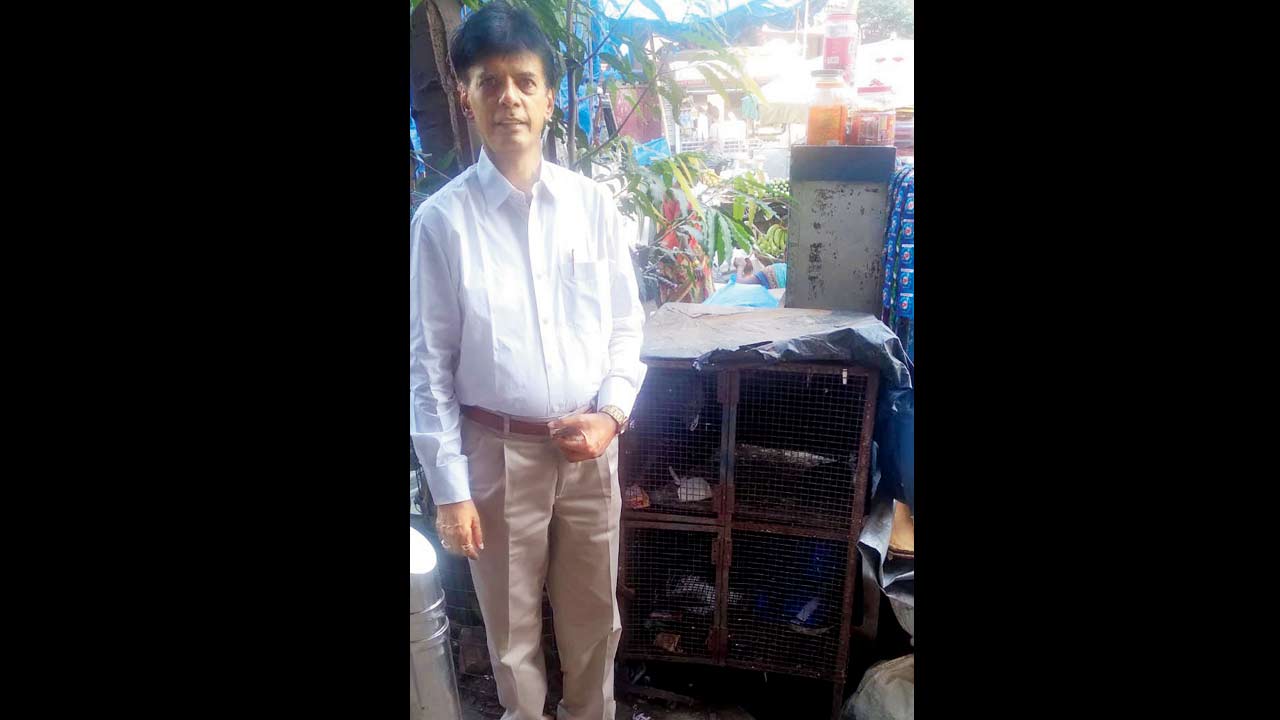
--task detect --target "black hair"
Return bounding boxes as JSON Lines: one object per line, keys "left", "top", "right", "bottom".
{"left": 449, "top": 1, "right": 560, "bottom": 90}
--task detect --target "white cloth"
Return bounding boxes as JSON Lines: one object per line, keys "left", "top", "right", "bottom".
{"left": 411, "top": 148, "right": 647, "bottom": 505}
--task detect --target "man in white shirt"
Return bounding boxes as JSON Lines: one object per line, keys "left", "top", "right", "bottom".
{"left": 410, "top": 4, "right": 646, "bottom": 719}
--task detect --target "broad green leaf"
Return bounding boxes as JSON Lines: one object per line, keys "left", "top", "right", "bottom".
{"left": 674, "top": 155, "right": 698, "bottom": 191}
{"left": 733, "top": 195, "right": 744, "bottom": 223}
{"left": 693, "top": 64, "right": 735, "bottom": 108}
{"left": 705, "top": 207, "right": 720, "bottom": 262}
{"left": 638, "top": 50, "right": 657, "bottom": 79}
{"left": 727, "top": 214, "right": 754, "bottom": 252}
{"left": 600, "top": 52, "right": 631, "bottom": 76}
{"left": 728, "top": 190, "right": 777, "bottom": 220}
{"left": 716, "top": 212, "right": 732, "bottom": 265}
{"left": 637, "top": 0, "right": 668, "bottom": 23}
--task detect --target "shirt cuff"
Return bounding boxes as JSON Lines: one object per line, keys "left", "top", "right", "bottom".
{"left": 425, "top": 459, "right": 471, "bottom": 505}
{"left": 597, "top": 376, "right": 638, "bottom": 419}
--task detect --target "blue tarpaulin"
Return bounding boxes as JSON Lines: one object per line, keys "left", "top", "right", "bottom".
{"left": 633, "top": 136, "right": 672, "bottom": 165}
{"left": 703, "top": 282, "right": 779, "bottom": 308}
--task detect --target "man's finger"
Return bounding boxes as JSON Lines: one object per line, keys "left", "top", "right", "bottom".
{"left": 551, "top": 424, "right": 585, "bottom": 440}
{"left": 471, "top": 516, "right": 485, "bottom": 553}
{"left": 450, "top": 526, "right": 470, "bottom": 557}
{"left": 464, "top": 523, "right": 481, "bottom": 560}
{"left": 554, "top": 433, "right": 588, "bottom": 448}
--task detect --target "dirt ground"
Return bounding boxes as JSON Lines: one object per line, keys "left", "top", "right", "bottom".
{"left": 461, "top": 699, "right": 751, "bottom": 720}
{"left": 451, "top": 591, "right": 914, "bottom": 720}
{"left": 461, "top": 695, "right": 757, "bottom": 720}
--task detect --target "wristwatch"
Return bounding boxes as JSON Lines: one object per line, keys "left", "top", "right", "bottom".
{"left": 598, "top": 404, "right": 629, "bottom": 434}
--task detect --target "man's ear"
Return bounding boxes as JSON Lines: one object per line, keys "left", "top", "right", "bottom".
{"left": 459, "top": 86, "right": 473, "bottom": 118}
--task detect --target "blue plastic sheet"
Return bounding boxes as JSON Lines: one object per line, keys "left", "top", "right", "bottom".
{"left": 703, "top": 282, "right": 778, "bottom": 308}
{"left": 875, "top": 389, "right": 913, "bottom": 511}
{"left": 634, "top": 137, "right": 672, "bottom": 166}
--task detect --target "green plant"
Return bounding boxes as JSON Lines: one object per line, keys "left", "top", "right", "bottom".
{"left": 598, "top": 137, "right": 789, "bottom": 303}
{"left": 413, "top": 0, "right": 763, "bottom": 176}
{"left": 857, "top": 0, "right": 915, "bottom": 43}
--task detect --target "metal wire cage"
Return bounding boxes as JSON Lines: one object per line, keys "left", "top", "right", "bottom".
{"left": 619, "top": 523, "right": 723, "bottom": 663}
{"left": 620, "top": 362, "right": 724, "bottom": 522}
{"left": 724, "top": 530, "right": 852, "bottom": 677}
{"left": 731, "top": 366, "right": 873, "bottom": 533}
{"left": 618, "top": 361, "right": 880, "bottom": 717}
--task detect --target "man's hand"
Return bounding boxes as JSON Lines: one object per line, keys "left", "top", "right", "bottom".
{"left": 548, "top": 412, "right": 619, "bottom": 462}
{"left": 434, "top": 500, "right": 484, "bottom": 560}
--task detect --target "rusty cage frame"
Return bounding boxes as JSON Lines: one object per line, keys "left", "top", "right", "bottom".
{"left": 619, "top": 360, "right": 881, "bottom": 719}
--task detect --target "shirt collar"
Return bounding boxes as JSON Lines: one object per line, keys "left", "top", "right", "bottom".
{"left": 476, "top": 147, "right": 559, "bottom": 211}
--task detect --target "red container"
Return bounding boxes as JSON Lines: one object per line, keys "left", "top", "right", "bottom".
{"left": 822, "top": 12, "right": 860, "bottom": 85}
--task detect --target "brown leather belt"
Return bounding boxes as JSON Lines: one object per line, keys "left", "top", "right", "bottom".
{"left": 462, "top": 405, "right": 553, "bottom": 437}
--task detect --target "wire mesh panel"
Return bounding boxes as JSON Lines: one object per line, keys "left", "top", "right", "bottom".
{"left": 621, "top": 525, "right": 721, "bottom": 662}
{"left": 621, "top": 366, "right": 723, "bottom": 520}
{"left": 724, "top": 530, "right": 850, "bottom": 677}
{"left": 732, "top": 367, "right": 870, "bottom": 532}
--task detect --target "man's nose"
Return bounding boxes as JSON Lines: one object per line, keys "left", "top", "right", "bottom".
{"left": 498, "top": 78, "right": 519, "bottom": 107}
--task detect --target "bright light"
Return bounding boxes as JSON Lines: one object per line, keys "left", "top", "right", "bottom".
{"left": 410, "top": 527, "right": 437, "bottom": 575}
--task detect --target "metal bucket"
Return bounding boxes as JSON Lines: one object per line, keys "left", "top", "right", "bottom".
{"left": 411, "top": 617, "right": 462, "bottom": 720}
{"left": 411, "top": 565, "right": 446, "bottom": 637}
{"left": 411, "top": 527, "right": 461, "bottom": 720}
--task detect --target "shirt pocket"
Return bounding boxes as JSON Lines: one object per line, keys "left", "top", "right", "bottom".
{"left": 559, "top": 259, "right": 611, "bottom": 336}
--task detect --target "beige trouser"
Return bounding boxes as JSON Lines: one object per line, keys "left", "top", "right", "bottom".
{"left": 461, "top": 415, "right": 622, "bottom": 720}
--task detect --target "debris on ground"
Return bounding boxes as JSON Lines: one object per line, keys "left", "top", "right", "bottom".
{"left": 842, "top": 654, "right": 914, "bottom": 720}
{"left": 458, "top": 625, "right": 491, "bottom": 675}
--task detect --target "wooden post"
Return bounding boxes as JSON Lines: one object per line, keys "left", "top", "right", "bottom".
{"left": 565, "top": 0, "right": 578, "bottom": 169}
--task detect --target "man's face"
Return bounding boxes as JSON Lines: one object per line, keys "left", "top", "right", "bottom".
{"left": 460, "top": 52, "right": 554, "bottom": 159}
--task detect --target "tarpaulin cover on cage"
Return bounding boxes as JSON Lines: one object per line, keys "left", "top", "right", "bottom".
{"left": 639, "top": 302, "right": 914, "bottom": 513}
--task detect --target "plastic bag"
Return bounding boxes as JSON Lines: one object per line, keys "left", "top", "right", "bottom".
{"left": 843, "top": 654, "right": 914, "bottom": 720}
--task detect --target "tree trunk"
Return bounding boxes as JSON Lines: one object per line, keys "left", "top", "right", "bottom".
{"left": 423, "top": 0, "right": 475, "bottom": 169}
{"left": 411, "top": 1, "right": 458, "bottom": 174}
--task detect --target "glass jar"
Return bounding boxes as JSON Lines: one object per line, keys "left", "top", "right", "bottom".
{"left": 806, "top": 70, "right": 849, "bottom": 147}
{"left": 848, "top": 84, "right": 897, "bottom": 146}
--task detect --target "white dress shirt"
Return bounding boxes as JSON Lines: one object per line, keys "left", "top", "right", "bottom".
{"left": 411, "top": 149, "right": 647, "bottom": 505}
